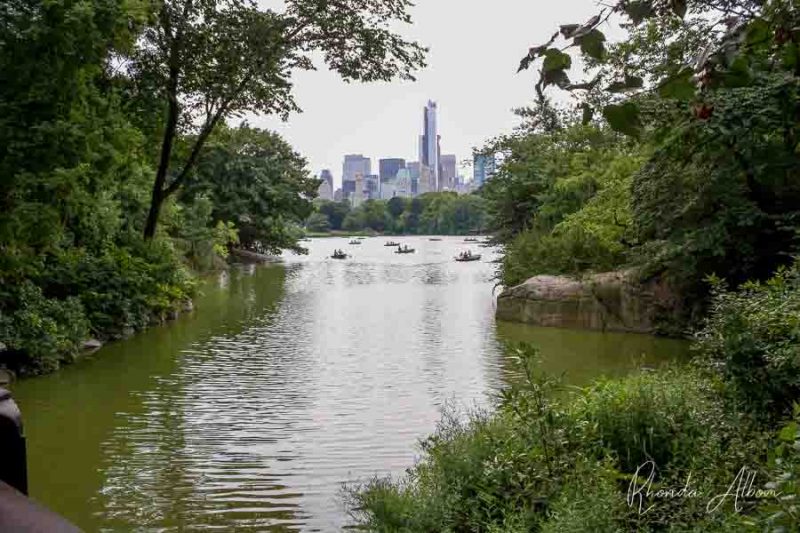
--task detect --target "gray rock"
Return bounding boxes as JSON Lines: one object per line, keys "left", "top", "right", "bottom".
{"left": 82, "top": 338, "right": 103, "bottom": 351}
{"left": 0, "top": 342, "right": 6, "bottom": 352}
{"left": 496, "top": 271, "right": 663, "bottom": 334}
{"left": 121, "top": 326, "right": 135, "bottom": 338}
{"left": 181, "top": 300, "right": 194, "bottom": 313}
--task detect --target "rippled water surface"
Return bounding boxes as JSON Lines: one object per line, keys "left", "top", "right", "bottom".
{"left": 12, "top": 236, "right": 688, "bottom": 531}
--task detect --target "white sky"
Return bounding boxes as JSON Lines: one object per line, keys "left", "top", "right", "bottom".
{"left": 251, "top": 0, "right": 601, "bottom": 188}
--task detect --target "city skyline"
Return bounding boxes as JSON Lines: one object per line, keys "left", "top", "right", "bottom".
{"left": 251, "top": 0, "right": 600, "bottom": 191}
{"left": 317, "top": 98, "right": 480, "bottom": 203}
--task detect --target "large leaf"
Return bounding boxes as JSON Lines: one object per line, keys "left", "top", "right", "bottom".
{"left": 576, "top": 29, "right": 606, "bottom": 61}
{"left": 622, "top": 1, "right": 655, "bottom": 25}
{"left": 542, "top": 48, "right": 572, "bottom": 72}
{"left": 658, "top": 68, "right": 695, "bottom": 99}
{"left": 543, "top": 69, "right": 571, "bottom": 89}
{"left": 603, "top": 102, "right": 641, "bottom": 137}
{"left": 670, "top": 0, "right": 687, "bottom": 18}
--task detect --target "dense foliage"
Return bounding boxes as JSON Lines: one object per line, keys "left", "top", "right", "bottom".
{"left": 310, "top": 192, "right": 487, "bottom": 235}
{"left": 482, "top": 0, "right": 800, "bottom": 324}
{"left": 0, "top": 0, "right": 424, "bottom": 375}
{"left": 351, "top": 264, "right": 800, "bottom": 530}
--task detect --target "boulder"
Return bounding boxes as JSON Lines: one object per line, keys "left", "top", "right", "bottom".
{"left": 496, "top": 271, "right": 661, "bottom": 334}
{"left": 82, "top": 339, "right": 103, "bottom": 351}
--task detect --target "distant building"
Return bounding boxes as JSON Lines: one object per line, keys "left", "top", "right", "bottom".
{"left": 317, "top": 178, "right": 333, "bottom": 201}
{"left": 334, "top": 188, "right": 343, "bottom": 201}
{"left": 417, "top": 164, "right": 434, "bottom": 195}
{"left": 320, "top": 169, "right": 334, "bottom": 191}
{"left": 407, "top": 162, "right": 421, "bottom": 196}
{"left": 365, "top": 174, "right": 380, "bottom": 200}
{"left": 379, "top": 158, "right": 406, "bottom": 184}
{"left": 440, "top": 154, "right": 457, "bottom": 191}
{"left": 352, "top": 173, "right": 366, "bottom": 207}
{"left": 394, "top": 168, "right": 412, "bottom": 198}
{"left": 473, "top": 154, "right": 496, "bottom": 187}
{"left": 342, "top": 154, "right": 371, "bottom": 202}
{"left": 419, "top": 101, "right": 440, "bottom": 191}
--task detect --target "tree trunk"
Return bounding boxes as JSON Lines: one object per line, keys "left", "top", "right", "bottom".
{"left": 144, "top": 87, "right": 180, "bottom": 240}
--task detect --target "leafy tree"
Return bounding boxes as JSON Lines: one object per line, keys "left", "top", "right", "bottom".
{"left": 129, "top": 0, "right": 427, "bottom": 238}
{"left": 387, "top": 196, "right": 407, "bottom": 218}
{"left": 186, "top": 124, "right": 318, "bottom": 253}
{"left": 318, "top": 200, "right": 351, "bottom": 231}
{"left": 306, "top": 212, "right": 331, "bottom": 233}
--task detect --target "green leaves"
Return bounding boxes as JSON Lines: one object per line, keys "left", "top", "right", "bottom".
{"left": 576, "top": 29, "right": 606, "bottom": 61}
{"left": 670, "top": 0, "right": 687, "bottom": 19}
{"left": 622, "top": 1, "right": 655, "bottom": 25}
{"left": 542, "top": 49, "right": 572, "bottom": 88}
{"left": 543, "top": 48, "right": 572, "bottom": 73}
{"left": 607, "top": 75, "right": 644, "bottom": 93}
{"left": 658, "top": 68, "right": 696, "bottom": 99}
{"left": 602, "top": 102, "right": 641, "bottom": 137}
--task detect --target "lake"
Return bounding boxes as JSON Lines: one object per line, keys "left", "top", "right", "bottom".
{"left": 11, "top": 236, "right": 688, "bottom": 531}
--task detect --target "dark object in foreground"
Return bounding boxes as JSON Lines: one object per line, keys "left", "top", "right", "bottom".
{"left": 0, "top": 388, "right": 81, "bottom": 531}
{"left": 332, "top": 250, "right": 348, "bottom": 259}
{"left": 0, "top": 481, "right": 80, "bottom": 532}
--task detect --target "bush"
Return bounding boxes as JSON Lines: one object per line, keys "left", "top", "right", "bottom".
{"left": 349, "top": 345, "right": 768, "bottom": 531}
{"left": 694, "top": 264, "right": 800, "bottom": 418}
{"left": 0, "top": 281, "right": 89, "bottom": 374}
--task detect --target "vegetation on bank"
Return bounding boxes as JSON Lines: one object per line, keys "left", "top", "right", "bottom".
{"left": 307, "top": 193, "right": 488, "bottom": 236}
{"left": 350, "top": 264, "right": 800, "bottom": 531}
{"left": 0, "top": 0, "right": 426, "bottom": 375}
{"left": 480, "top": 0, "right": 800, "bottom": 329}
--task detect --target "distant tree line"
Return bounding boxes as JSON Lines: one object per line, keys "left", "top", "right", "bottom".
{"left": 307, "top": 193, "right": 488, "bottom": 235}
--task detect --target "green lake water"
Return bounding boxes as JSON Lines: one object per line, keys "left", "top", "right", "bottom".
{"left": 10, "top": 236, "right": 688, "bottom": 531}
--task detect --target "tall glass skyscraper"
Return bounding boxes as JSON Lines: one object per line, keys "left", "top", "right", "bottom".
{"left": 419, "top": 101, "right": 439, "bottom": 191}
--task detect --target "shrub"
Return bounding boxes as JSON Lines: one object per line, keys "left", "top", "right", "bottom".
{"left": 0, "top": 281, "right": 89, "bottom": 374}
{"left": 694, "top": 264, "right": 800, "bottom": 418}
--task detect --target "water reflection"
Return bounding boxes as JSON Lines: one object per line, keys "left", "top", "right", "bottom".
{"left": 13, "top": 236, "right": 687, "bottom": 531}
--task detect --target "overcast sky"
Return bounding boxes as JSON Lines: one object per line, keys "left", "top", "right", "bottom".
{"left": 250, "top": 0, "right": 600, "bottom": 188}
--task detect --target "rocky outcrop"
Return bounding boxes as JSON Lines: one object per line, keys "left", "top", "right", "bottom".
{"left": 496, "top": 271, "right": 664, "bottom": 334}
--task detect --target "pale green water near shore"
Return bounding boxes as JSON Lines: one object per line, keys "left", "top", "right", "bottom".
{"left": 11, "top": 236, "right": 688, "bottom": 531}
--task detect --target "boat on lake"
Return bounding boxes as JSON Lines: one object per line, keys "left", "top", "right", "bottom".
{"left": 428, "top": 238, "right": 442, "bottom": 241}
{"left": 331, "top": 250, "right": 348, "bottom": 259}
{"left": 395, "top": 245, "right": 415, "bottom": 254}
{"left": 463, "top": 237, "right": 478, "bottom": 242}
{"left": 455, "top": 251, "right": 481, "bottom": 262}
{"left": 349, "top": 240, "right": 361, "bottom": 245}
{"left": 384, "top": 241, "right": 400, "bottom": 246}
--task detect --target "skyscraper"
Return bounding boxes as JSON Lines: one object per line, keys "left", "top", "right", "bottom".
{"left": 320, "top": 169, "right": 334, "bottom": 191}
{"left": 440, "top": 154, "right": 457, "bottom": 191}
{"left": 420, "top": 101, "right": 439, "bottom": 191}
{"left": 407, "top": 162, "right": 421, "bottom": 196}
{"left": 342, "top": 155, "right": 371, "bottom": 201}
{"left": 473, "top": 154, "right": 496, "bottom": 187}
{"left": 379, "top": 158, "right": 406, "bottom": 184}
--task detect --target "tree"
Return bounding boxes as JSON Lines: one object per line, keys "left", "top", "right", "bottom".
{"left": 306, "top": 212, "right": 331, "bottom": 233}
{"left": 132, "top": 0, "right": 427, "bottom": 239}
{"left": 318, "top": 200, "right": 351, "bottom": 230}
{"left": 186, "top": 124, "right": 318, "bottom": 253}
{"left": 387, "top": 196, "right": 407, "bottom": 218}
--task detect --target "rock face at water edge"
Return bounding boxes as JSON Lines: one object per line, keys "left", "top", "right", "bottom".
{"left": 495, "top": 271, "right": 674, "bottom": 334}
